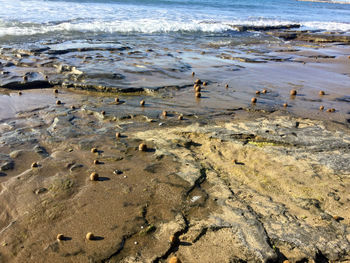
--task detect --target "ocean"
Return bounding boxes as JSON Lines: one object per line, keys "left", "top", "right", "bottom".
{"left": 0, "top": 0, "right": 350, "bottom": 44}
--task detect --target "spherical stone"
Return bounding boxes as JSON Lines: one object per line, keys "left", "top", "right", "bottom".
{"left": 178, "top": 115, "right": 183, "bottom": 120}
{"left": 57, "top": 234, "right": 64, "bottom": 241}
{"left": 255, "top": 91, "right": 260, "bottom": 95}
{"left": 326, "top": 108, "right": 332, "bottom": 112}
{"left": 195, "top": 92, "right": 201, "bottom": 98}
{"left": 195, "top": 86, "right": 201, "bottom": 92}
{"left": 203, "top": 81, "right": 207, "bottom": 86}
{"left": 115, "top": 132, "right": 121, "bottom": 138}
{"left": 101, "top": 111, "right": 105, "bottom": 115}
{"left": 290, "top": 89, "right": 297, "bottom": 96}
{"left": 169, "top": 256, "right": 181, "bottom": 263}
{"left": 54, "top": 89, "right": 58, "bottom": 94}
{"left": 91, "top": 148, "right": 98, "bottom": 153}
{"left": 251, "top": 97, "right": 257, "bottom": 103}
{"left": 191, "top": 72, "right": 195, "bottom": 76}
{"left": 140, "top": 100, "right": 145, "bottom": 106}
{"left": 18, "top": 91, "right": 22, "bottom": 95}
{"left": 319, "top": 91, "right": 325, "bottom": 96}
{"left": 262, "top": 89, "right": 267, "bottom": 94}
{"left": 31, "top": 162, "right": 38, "bottom": 168}
{"left": 195, "top": 79, "right": 202, "bottom": 85}
{"left": 90, "top": 172, "right": 99, "bottom": 181}
{"left": 56, "top": 100, "right": 61, "bottom": 105}
{"left": 71, "top": 105, "right": 76, "bottom": 110}
{"left": 162, "top": 110, "right": 168, "bottom": 117}
{"left": 139, "top": 143, "right": 147, "bottom": 151}
{"left": 283, "top": 103, "right": 288, "bottom": 108}
{"left": 115, "top": 97, "right": 119, "bottom": 103}
{"left": 319, "top": 105, "right": 324, "bottom": 111}
{"left": 86, "top": 232, "right": 94, "bottom": 240}
{"left": 225, "top": 84, "right": 229, "bottom": 89}
{"left": 93, "top": 160, "right": 100, "bottom": 165}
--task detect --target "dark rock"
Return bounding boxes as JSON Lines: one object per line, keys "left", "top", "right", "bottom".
{"left": 232, "top": 24, "right": 300, "bottom": 32}
{"left": 33, "top": 145, "right": 49, "bottom": 157}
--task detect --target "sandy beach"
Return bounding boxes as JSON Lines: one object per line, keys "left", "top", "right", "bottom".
{"left": 1, "top": 15, "right": 350, "bottom": 263}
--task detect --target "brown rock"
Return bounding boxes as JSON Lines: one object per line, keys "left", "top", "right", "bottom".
{"left": 195, "top": 85, "right": 201, "bottom": 92}
{"left": 162, "top": 110, "right": 168, "bottom": 117}
{"left": 57, "top": 234, "right": 64, "bottom": 241}
{"left": 195, "top": 92, "right": 201, "bottom": 98}
{"left": 71, "top": 105, "right": 76, "bottom": 110}
{"left": 91, "top": 148, "right": 98, "bottom": 153}
{"left": 86, "top": 232, "right": 94, "bottom": 240}
{"left": 283, "top": 103, "right": 288, "bottom": 108}
{"left": 192, "top": 72, "right": 195, "bottom": 77}
{"left": 90, "top": 172, "right": 99, "bottom": 181}
{"left": 319, "top": 105, "right": 324, "bottom": 111}
{"left": 140, "top": 100, "right": 145, "bottom": 106}
{"left": 203, "top": 81, "right": 207, "bottom": 86}
{"left": 195, "top": 79, "right": 202, "bottom": 85}
{"left": 251, "top": 97, "right": 257, "bottom": 103}
{"left": 93, "top": 160, "right": 100, "bottom": 165}
{"left": 256, "top": 91, "right": 260, "bottom": 95}
{"left": 319, "top": 91, "right": 325, "bottom": 96}
{"left": 139, "top": 143, "right": 147, "bottom": 151}
{"left": 178, "top": 115, "right": 183, "bottom": 120}
{"left": 115, "top": 132, "right": 121, "bottom": 138}
{"left": 169, "top": 256, "right": 181, "bottom": 263}
{"left": 101, "top": 111, "right": 106, "bottom": 115}
{"left": 56, "top": 100, "right": 61, "bottom": 105}
{"left": 225, "top": 84, "right": 229, "bottom": 89}
{"left": 290, "top": 89, "right": 297, "bottom": 96}
{"left": 262, "top": 89, "right": 267, "bottom": 94}
{"left": 31, "top": 162, "right": 38, "bottom": 168}
{"left": 115, "top": 97, "right": 119, "bottom": 103}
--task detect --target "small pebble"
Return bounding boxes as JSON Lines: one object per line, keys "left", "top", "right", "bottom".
{"left": 140, "top": 100, "right": 145, "bottom": 106}
{"left": 290, "top": 89, "right": 297, "bottom": 96}
{"left": 90, "top": 172, "right": 99, "bottom": 181}
{"left": 71, "top": 105, "right": 76, "bottom": 110}
{"left": 319, "top": 90, "right": 325, "bottom": 96}
{"left": 134, "top": 241, "right": 138, "bottom": 245}
{"left": 283, "top": 103, "right": 288, "bottom": 108}
{"left": 115, "top": 97, "right": 119, "bottom": 103}
{"left": 178, "top": 115, "right": 183, "bottom": 120}
{"left": 57, "top": 234, "right": 64, "bottom": 242}
{"left": 251, "top": 97, "right": 257, "bottom": 103}
{"left": 18, "top": 91, "right": 22, "bottom": 95}
{"left": 195, "top": 85, "right": 201, "bottom": 92}
{"left": 319, "top": 105, "right": 324, "bottom": 111}
{"left": 255, "top": 91, "right": 260, "bottom": 95}
{"left": 93, "top": 160, "right": 100, "bottom": 165}
{"left": 333, "top": 215, "right": 341, "bottom": 221}
{"left": 56, "top": 100, "right": 61, "bottom": 105}
{"left": 91, "top": 148, "right": 98, "bottom": 153}
{"left": 225, "top": 84, "right": 229, "bottom": 89}
{"left": 86, "top": 232, "right": 94, "bottom": 240}
{"left": 23, "top": 75, "right": 28, "bottom": 82}
{"left": 139, "top": 143, "right": 147, "bottom": 151}
{"left": 162, "top": 110, "right": 168, "bottom": 117}
{"left": 195, "top": 92, "right": 201, "bottom": 98}
{"left": 262, "top": 89, "right": 267, "bottom": 94}
{"left": 192, "top": 72, "right": 195, "bottom": 76}
{"left": 54, "top": 89, "right": 58, "bottom": 94}
{"left": 203, "top": 81, "right": 207, "bottom": 86}
{"left": 195, "top": 79, "right": 202, "bottom": 85}
{"left": 169, "top": 256, "right": 181, "bottom": 263}
{"left": 169, "top": 235, "right": 176, "bottom": 243}
{"left": 115, "top": 132, "right": 121, "bottom": 138}
{"left": 101, "top": 111, "right": 105, "bottom": 115}
{"left": 31, "top": 162, "right": 38, "bottom": 168}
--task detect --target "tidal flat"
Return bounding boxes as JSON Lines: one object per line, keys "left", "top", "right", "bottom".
{"left": 0, "top": 28, "right": 350, "bottom": 262}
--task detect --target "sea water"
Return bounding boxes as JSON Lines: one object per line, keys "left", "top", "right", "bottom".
{"left": 0, "top": 0, "right": 349, "bottom": 42}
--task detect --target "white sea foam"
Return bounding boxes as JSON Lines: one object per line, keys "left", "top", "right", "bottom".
{"left": 0, "top": 0, "right": 349, "bottom": 37}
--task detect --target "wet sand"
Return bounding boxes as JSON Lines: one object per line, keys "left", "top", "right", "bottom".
{"left": 0, "top": 36, "right": 350, "bottom": 262}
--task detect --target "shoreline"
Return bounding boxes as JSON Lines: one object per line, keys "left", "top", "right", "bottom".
{"left": 0, "top": 29, "right": 350, "bottom": 262}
